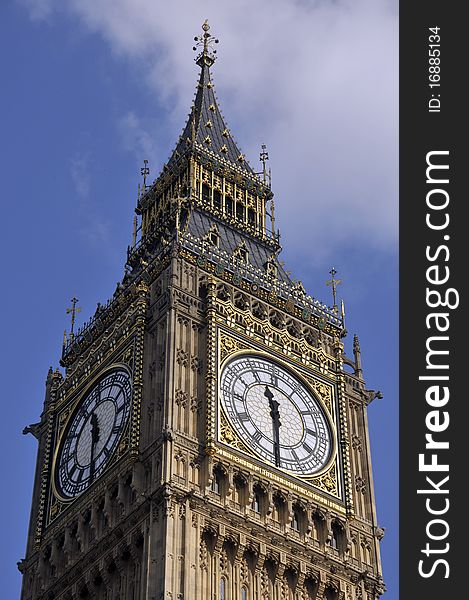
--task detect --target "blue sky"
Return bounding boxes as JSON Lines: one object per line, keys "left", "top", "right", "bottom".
{"left": 0, "top": 1, "right": 398, "bottom": 597}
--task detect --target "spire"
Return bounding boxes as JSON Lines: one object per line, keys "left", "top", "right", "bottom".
{"left": 167, "top": 21, "right": 255, "bottom": 176}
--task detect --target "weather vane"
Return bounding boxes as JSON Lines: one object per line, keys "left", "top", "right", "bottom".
{"left": 193, "top": 20, "right": 219, "bottom": 64}
{"left": 326, "top": 267, "right": 342, "bottom": 313}
{"left": 66, "top": 296, "right": 81, "bottom": 337}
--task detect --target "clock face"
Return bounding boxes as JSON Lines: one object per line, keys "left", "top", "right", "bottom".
{"left": 220, "top": 355, "right": 332, "bottom": 476}
{"left": 55, "top": 368, "right": 132, "bottom": 499}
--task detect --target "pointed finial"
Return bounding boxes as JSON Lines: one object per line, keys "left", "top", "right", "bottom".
{"left": 132, "top": 215, "right": 138, "bottom": 247}
{"left": 326, "top": 268, "right": 342, "bottom": 313}
{"left": 193, "top": 20, "right": 219, "bottom": 67}
{"left": 269, "top": 197, "right": 276, "bottom": 237}
{"left": 140, "top": 159, "right": 149, "bottom": 189}
{"left": 353, "top": 334, "right": 363, "bottom": 378}
{"left": 353, "top": 333, "right": 360, "bottom": 353}
{"left": 259, "top": 144, "right": 271, "bottom": 186}
{"left": 66, "top": 296, "right": 81, "bottom": 338}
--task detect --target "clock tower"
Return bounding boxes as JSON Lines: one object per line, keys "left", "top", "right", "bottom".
{"left": 20, "top": 21, "right": 386, "bottom": 600}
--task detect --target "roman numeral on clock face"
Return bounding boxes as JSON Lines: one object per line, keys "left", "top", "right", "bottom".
{"left": 253, "top": 431, "right": 263, "bottom": 443}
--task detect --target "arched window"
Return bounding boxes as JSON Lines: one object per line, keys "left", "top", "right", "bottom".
{"left": 241, "top": 586, "right": 247, "bottom": 600}
{"left": 233, "top": 474, "right": 247, "bottom": 506}
{"left": 213, "top": 189, "right": 222, "bottom": 210}
{"left": 291, "top": 510, "right": 299, "bottom": 532}
{"left": 312, "top": 511, "right": 325, "bottom": 544}
{"left": 325, "top": 586, "right": 338, "bottom": 600}
{"left": 331, "top": 521, "right": 343, "bottom": 551}
{"left": 202, "top": 183, "right": 211, "bottom": 203}
{"left": 220, "top": 578, "right": 226, "bottom": 600}
{"left": 212, "top": 470, "right": 221, "bottom": 494}
{"left": 273, "top": 494, "right": 286, "bottom": 525}
{"left": 252, "top": 492, "right": 260, "bottom": 513}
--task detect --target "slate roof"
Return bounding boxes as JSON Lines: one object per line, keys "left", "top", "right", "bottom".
{"left": 167, "top": 55, "right": 255, "bottom": 176}
{"left": 185, "top": 210, "right": 293, "bottom": 286}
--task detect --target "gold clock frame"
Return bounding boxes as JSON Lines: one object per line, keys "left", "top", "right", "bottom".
{"left": 209, "top": 326, "right": 344, "bottom": 502}
{"left": 218, "top": 347, "right": 338, "bottom": 480}
{"left": 50, "top": 362, "right": 133, "bottom": 503}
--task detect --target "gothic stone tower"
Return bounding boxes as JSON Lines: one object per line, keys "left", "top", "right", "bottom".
{"left": 20, "top": 21, "right": 386, "bottom": 600}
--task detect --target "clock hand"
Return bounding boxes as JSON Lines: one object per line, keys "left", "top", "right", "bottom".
{"left": 264, "top": 385, "right": 281, "bottom": 467}
{"left": 89, "top": 413, "right": 100, "bottom": 484}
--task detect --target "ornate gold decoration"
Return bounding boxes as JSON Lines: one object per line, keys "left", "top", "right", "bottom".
{"left": 219, "top": 411, "right": 251, "bottom": 454}
{"left": 118, "top": 435, "right": 129, "bottom": 457}
{"left": 205, "top": 279, "right": 218, "bottom": 455}
{"left": 310, "top": 463, "right": 338, "bottom": 495}
{"left": 122, "top": 346, "right": 134, "bottom": 366}
{"left": 219, "top": 332, "right": 249, "bottom": 363}
{"left": 57, "top": 406, "right": 73, "bottom": 437}
{"left": 129, "top": 281, "right": 148, "bottom": 459}
{"left": 304, "top": 376, "right": 333, "bottom": 414}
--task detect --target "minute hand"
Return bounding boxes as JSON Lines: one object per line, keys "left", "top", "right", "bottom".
{"left": 264, "top": 385, "right": 281, "bottom": 467}
{"left": 89, "top": 413, "right": 100, "bottom": 484}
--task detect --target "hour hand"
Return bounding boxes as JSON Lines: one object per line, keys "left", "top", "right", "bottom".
{"left": 264, "top": 386, "right": 281, "bottom": 426}
{"left": 90, "top": 413, "right": 100, "bottom": 444}
{"left": 264, "top": 385, "right": 281, "bottom": 467}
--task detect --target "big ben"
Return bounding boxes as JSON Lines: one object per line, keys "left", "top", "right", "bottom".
{"left": 19, "top": 21, "right": 386, "bottom": 600}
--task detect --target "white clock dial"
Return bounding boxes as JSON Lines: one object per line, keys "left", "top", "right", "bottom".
{"left": 220, "top": 355, "right": 332, "bottom": 476}
{"left": 55, "top": 368, "right": 132, "bottom": 499}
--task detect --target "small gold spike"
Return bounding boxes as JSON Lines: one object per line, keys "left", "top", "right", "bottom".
{"left": 237, "top": 154, "right": 245, "bottom": 162}
{"left": 204, "top": 136, "right": 212, "bottom": 145}
{"left": 205, "top": 120, "right": 212, "bottom": 128}
{"left": 207, "top": 81, "right": 213, "bottom": 89}
{"left": 208, "top": 104, "right": 215, "bottom": 112}
{"left": 222, "top": 128, "right": 229, "bottom": 137}
{"left": 220, "top": 145, "right": 228, "bottom": 153}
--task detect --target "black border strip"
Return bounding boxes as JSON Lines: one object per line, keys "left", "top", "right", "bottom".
{"left": 400, "top": 3, "right": 465, "bottom": 597}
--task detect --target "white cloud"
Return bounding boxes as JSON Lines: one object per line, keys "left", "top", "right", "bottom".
{"left": 70, "top": 154, "right": 91, "bottom": 199}
{"left": 117, "top": 112, "right": 160, "bottom": 166}
{"left": 22, "top": 0, "right": 398, "bottom": 260}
